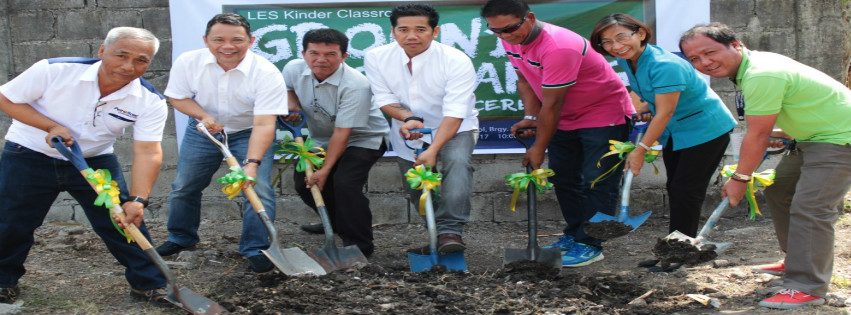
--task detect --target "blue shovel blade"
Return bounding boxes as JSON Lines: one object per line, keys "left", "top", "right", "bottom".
{"left": 623, "top": 210, "right": 652, "bottom": 230}
{"left": 588, "top": 212, "right": 619, "bottom": 223}
{"left": 407, "top": 252, "right": 468, "bottom": 273}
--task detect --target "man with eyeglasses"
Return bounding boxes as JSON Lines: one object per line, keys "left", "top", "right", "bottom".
{"left": 282, "top": 28, "right": 389, "bottom": 257}
{"left": 0, "top": 27, "right": 172, "bottom": 305}
{"left": 364, "top": 3, "right": 479, "bottom": 254}
{"left": 482, "top": 0, "right": 635, "bottom": 267}
{"left": 156, "top": 13, "right": 288, "bottom": 273}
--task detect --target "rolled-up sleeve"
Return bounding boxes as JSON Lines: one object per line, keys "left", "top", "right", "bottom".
{"left": 163, "top": 54, "right": 194, "bottom": 100}
{"left": 441, "top": 54, "right": 477, "bottom": 118}
{"left": 252, "top": 65, "right": 288, "bottom": 116}
{"left": 364, "top": 51, "right": 399, "bottom": 107}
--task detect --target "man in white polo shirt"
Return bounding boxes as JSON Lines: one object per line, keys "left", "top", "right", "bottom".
{"left": 0, "top": 27, "right": 170, "bottom": 305}
{"left": 364, "top": 3, "right": 479, "bottom": 253}
{"left": 156, "top": 13, "right": 288, "bottom": 273}
{"left": 283, "top": 28, "right": 389, "bottom": 257}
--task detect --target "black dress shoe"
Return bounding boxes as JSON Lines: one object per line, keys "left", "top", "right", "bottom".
{"left": 0, "top": 285, "right": 19, "bottom": 304}
{"left": 300, "top": 223, "right": 325, "bottom": 234}
{"left": 248, "top": 255, "right": 274, "bottom": 273}
{"left": 155, "top": 241, "right": 195, "bottom": 257}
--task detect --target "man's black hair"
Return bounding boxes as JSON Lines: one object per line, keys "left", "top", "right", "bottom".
{"left": 390, "top": 3, "right": 439, "bottom": 28}
{"left": 679, "top": 22, "right": 739, "bottom": 51}
{"left": 480, "top": 0, "right": 530, "bottom": 18}
{"left": 205, "top": 13, "right": 251, "bottom": 37}
{"left": 302, "top": 28, "right": 349, "bottom": 55}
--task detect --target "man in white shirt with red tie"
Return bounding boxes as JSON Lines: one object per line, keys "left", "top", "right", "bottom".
{"left": 364, "top": 3, "right": 479, "bottom": 254}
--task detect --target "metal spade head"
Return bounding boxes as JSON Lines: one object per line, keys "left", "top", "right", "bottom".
{"left": 503, "top": 246, "right": 562, "bottom": 269}
{"left": 311, "top": 244, "right": 369, "bottom": 273}
{"left": 262, "top": 243, "right": 327, "bottom": 276}
{"left": 165, "top": 285, "right": 227, "bottom": 315}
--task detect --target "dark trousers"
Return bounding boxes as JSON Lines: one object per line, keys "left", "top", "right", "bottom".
{"left": 293, "top": 143, "right": 385, "bottom": 256}
{"left": 548, "top": 124, "right": 629, "bottom": 249}
{"left": 663, "top": 132, "right": 730, "bottom": 237}
{"left": 0, "top": 142, "right": 166, "bottom": 290}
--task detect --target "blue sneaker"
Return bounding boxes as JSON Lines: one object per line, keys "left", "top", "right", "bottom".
{"left": 561, "top": 242, "right": 604, "bottom": 267}
{"left": 543, "top": 234, "right": 575, "bottom": 252}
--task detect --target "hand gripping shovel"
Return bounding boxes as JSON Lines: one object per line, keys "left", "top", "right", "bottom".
{"left": 402, "top": 128, "right": 467, "bottom": 272}
{"left": 277, "top": 116, "right": 369, "bottom": 273}
{"left": 50, "top": 137, "right": 224, "bottom": 315}
{"left": 656, "top": 143, "right": 789, "bottom": 267}
{"left": 584, "top": 131, "right": 653, "bottom": 240}
{"left": 503, "top": 130, "right": 561, "bottom": 269}
{"left": 195, "top": 122, "right": 326, "bottom": 276}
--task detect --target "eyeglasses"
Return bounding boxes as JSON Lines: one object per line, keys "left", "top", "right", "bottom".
{"left": 91, "top": 101, "right": 107, "bottom": 127}
{"left": 488, "top": 16, "right": 527, "bottom": 35}
{"left": 599, "top": 31, "right": 637, "bottom": 49}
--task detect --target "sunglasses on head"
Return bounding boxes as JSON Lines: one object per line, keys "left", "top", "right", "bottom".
{"left": 488, "top": 16, "right": 526, "bottom": 35}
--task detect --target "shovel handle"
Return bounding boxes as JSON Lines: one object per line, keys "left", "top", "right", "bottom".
{"left": 294, "top": 137, "right": 336, "bottom": 243}
{"left": 696, "top": 197, "right": 730, "bottom": 240}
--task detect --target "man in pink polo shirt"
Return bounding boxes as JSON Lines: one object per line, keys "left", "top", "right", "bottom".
{"left": 482, "top": 0, "right": 635, "bottom": 267}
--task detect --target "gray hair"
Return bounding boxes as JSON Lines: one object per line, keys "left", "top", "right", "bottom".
{"left": 103, "top": 27, "right": 160, "bottom": 55}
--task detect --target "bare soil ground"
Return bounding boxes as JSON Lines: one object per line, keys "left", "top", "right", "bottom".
{"left": 3, "top": 196, "right": 851, "bottom": 315}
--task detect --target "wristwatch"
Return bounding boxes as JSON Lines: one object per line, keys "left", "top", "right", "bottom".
{"left": 730, "top": 172, "right": 751, "bottom": 183}
{"left": 243, "top": 158, "right": 262, "bottom": 166}
{"left": 523, "top": 115, "right": 537, "bottom": 121}
{"left": 127, "top": 195, "right": 149, "bottom": 208}
{"left": 403, "top": 116, "right": 424, "bottom": 123}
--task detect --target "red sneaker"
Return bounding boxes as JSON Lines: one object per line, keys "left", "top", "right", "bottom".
{"left": 759, "top": 289, "right": 825, "bottom": 309}
{"left": 752, "top": 261, "right": 785, "bottom": 275}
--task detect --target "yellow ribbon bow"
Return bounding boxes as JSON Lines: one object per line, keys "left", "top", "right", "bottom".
{"left": 83, "top": 168, "right": 131, "bottom": 242}
{"left": 720, "top": 164, "right": 776, "bottom": 219}
{"left": 405, "top": 165, "right": 442, "bottom": 216}
{"left": 217, "top": 166, "right": 255, "bottom": 200}
{"left": 591, "top": 140, "right": 662, "bottom": 188}
{"left": 504, "top": 168, "right": 554, "bottom": 212}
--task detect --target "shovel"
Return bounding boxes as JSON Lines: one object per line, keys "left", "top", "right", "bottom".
{"left": 503, "top": 130, "right": 561, "bottom": 269}
{"left": 407, "top": 189, "right": 468, "bottom": 272}
{"left": 195, "top": 123, "right": 326, "bottom": 276}
{"left": 50, "top": 137, "right": 224, "bottom": 315}
{"left": 277, "top": 116, "right": 369, "bottom": 273}
{"left": 584, "top": 131, "right": 652, "bottom": 240}
{"left": 401, "top": 128, "right": 467, "bottom": 272}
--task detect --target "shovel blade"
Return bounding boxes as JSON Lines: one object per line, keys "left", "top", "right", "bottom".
{"left": 262, "top": 244, "right": 327, "bottom": 276}
{"left": 663, "top": 230, "right": 696, "bottom": 243}
{"left": 165, "top": 285, "right": 227, "bottom": 315}
{"left": 623, "top": 210, "right": 652, "bottom": 230}
{"left": 588, "top": 212, "right": 618, "bottom": 223}
{"left": 311, "top": 245, "right": 369, "bottom": 273}
{"left": 407, "top": 251, "right": 468, "bottom": 273}
{"left": 503, "top": 247, "right": 562, "bottom": 269}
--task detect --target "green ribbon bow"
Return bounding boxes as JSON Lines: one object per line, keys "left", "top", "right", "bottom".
{"left": 276, "top": 137, "right": 326, "bottom": 172}
{"left": 591, "top": 139, "right": 662, "bottom": 188}
{"left": 217, "top": 166, "right": 255, "bottom": 200}
{"left": 83, "top": 168, "right": 131, "bottom": 242}
{"left": 504, "top": 168, "right": 554, "bottom": 212}
{"left": 720, "top": 164, "right": 776, "bottom": 220}
{"left": 405, "top": 165, "right": 442, "bottom": 217}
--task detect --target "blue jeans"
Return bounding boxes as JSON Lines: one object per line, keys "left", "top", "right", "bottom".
{"left": 398, "top": 130, "right": 476, "bottom": 235}
{"left": 166, "top": 120, "right": 276, "bottom": 257}
{"left": 0, "top": 142, "right": 166, "bottom": 290}
{"left": 548, "top": 124, "right": 629, "bottom": 249}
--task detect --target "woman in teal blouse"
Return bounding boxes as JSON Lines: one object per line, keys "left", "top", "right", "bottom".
{"left": 590, "top": 14, "right": 737, "bottom": 237}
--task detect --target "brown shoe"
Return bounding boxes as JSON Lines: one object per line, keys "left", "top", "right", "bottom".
{"left": 437, "top": 233, "right": 466, "bottom": 253}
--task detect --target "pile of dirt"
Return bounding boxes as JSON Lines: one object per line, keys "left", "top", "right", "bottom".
{"left": 210, "top": 261, "right": 659, "bottom": 314}
{"left": 652, "top": 238, "right": 718, "bottom": 269}
{"left": 584, "top": 220, "right": 634, "bottom": 239}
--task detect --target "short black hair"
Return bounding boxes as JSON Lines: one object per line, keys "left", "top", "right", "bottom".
{"left": 589, "top": 13, "right": 653, "bottom": 57}
{"left": 205, "top": 13, "right": 251, "bottom": 37}
{"left": 390, "top": 3, "right": 439, "bottom": 28}
{"left": 481, "top": 0, "right": 530, "bottom": 18}
{"left": 679, "top": 22, "right": 739, "bottom": 51}
{"left": 302, "top": 28, "right": 349, "bottom": 55}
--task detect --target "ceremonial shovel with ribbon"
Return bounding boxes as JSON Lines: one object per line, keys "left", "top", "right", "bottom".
{"left": 51, "top": 137, "right": 224, "bottom": 315}
{"left": 402, "top": 128, "right": 468, "bottom": 272}
{"left": 198, "top": 122, "right": 326, "bottom": 276}
{"left": 502, "top": 128, "right": 561, "bottom": 269}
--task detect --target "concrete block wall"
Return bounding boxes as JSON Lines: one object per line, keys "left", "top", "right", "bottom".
{"left": 0, "top": 0, "right": 848, "bottom": 227}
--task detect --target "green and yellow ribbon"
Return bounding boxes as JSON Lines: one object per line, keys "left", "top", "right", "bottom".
{"left": 276, "top": 137, "right": 326, "bottom": 172}
{"left": 217, "top": 166, "right": 254, "bottom": 200}
{"left": 720, "top": 164, "right": 776, "bottom": 220}
{"left": 405, "top": 165, "right": 442, "bottom": 216}
{"left": 83, "top": 168, "right": 131, "bottom": 242}
{"left": 591, "top": 140, "right": 662, "bottom": 188}
{"left": 504, "top": 168, "right": 554, "bottom": 212}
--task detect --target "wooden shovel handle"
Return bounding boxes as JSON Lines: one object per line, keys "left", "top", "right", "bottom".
{"left": 77, "top": 170, "right": 154, "bottom": 250}
{"left": 222, "top": 156, "right": 267, "bottom": 214}
{"left": 294, "top": 137, "right": 326, "bottom": 208}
